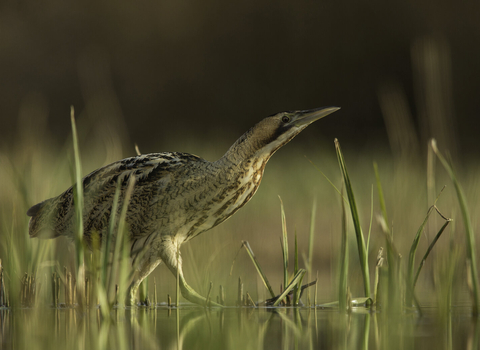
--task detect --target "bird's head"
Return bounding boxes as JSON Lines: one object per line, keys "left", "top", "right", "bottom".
{"left": 249, "top": 106, "right": 340, "bottom": 157}
{"left": 222, "top": 106, "right": 340, "bottom": 164}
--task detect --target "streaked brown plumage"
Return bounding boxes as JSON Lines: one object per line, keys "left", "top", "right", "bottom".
{"left": 27, "top": 107, "right": 339, "bottom": 306}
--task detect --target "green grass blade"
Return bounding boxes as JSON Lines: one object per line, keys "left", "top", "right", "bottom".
{"left": 70, "top": 107, "right": 86, "bottom": 306}
{"left": 367, "top": 185, "right": 374, "bottom": 252}
{"left": 101, "top": 180, "right": 121, "bottom": 292}
{"left": 302, "top": 199, "right": 317, "bottom": 305}
{"left": 335, "top": 139, "right": 370, "bottom": 298}
{"left": 339, "top": 187, "right": 349, "bottom": 312}
{"left": 118, "top": 231, "right": 131, "bottom": 308}
{"left": 294, "top": 230, "right": 298, "bottom": 275}
{"left": 373, "top": 162, "right": 388, "bottom": 230}
{"left": 108, "top": 176, "right": 136, "bottom": 305}
{"left": 307, "top": 199, "right": 316, "bottom": 274}
{"left": 432, "top": 139, "right": 480, "bottom": 315}
{"left": 279, "top": 196, "right": 289, "bottom": 293}
{"left": 293, "top": 230, "right": 300, "bottom": 305}
{"left": 242, "top": 241, "right": 276, "bottom": 298}
{"left": 71, "top": 107, "right": 84, "bottom": 263}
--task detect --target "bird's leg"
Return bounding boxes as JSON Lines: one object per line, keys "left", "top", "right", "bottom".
{"left": 159, "top": 236, "right": 222, "bottom": 307}
{"left": 126, "top": 258, "right": 162, "bottom": 306}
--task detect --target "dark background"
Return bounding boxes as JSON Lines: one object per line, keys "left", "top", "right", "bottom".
{"left": 1, "top": 0, "right": 479, "bottom": 158}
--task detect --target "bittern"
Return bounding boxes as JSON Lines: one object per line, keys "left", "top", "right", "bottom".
{"left": 27, "top": 107, "right": 339, "bottom": 306}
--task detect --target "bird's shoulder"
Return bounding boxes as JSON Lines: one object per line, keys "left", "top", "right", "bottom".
{"left": 83, "top": 152, "right": 206, "bottom": 191}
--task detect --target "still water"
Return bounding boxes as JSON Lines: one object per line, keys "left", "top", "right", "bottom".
{"left": 0, "top": 305, "right": 477, "bottom": 349}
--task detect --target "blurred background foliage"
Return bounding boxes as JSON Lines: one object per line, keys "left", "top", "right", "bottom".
{"left": 1, "top": 0, "right": 479, "bottom": 156}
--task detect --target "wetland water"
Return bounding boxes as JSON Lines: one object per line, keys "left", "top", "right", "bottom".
{"left": 0, "top": 305, "right": 477, "bottom": 349}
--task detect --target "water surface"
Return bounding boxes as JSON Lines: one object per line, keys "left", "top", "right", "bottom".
{"left": 0, "top": 305, "right": 477, "bottom": 349}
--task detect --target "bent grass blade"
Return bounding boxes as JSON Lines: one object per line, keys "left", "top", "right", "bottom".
{"left": 241, "top": 241, "right": 276, "bottom": 299}
{"left": 432, "top": 139, "right": 480, "bottom": 315}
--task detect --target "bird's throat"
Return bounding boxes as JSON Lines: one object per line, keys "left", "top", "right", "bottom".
{"left": 184, "top": 157, "right": 267, "bottom": 242}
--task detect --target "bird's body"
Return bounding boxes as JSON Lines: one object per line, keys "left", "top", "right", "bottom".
{"left": 27, "top": 107, "right": 339, "bottom": 306}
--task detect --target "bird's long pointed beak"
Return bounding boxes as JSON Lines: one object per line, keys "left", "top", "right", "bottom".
{"left": 295, "top": 106, "right": 340, "bottom": 126}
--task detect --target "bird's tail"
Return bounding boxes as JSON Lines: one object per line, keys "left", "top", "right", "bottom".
{"left": 27, "top": 199, "right": 61, "bottom": 239}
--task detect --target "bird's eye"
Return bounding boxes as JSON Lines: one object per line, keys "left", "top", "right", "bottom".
{"left": 281, "top": 115, "right": 291, "bottom": 123}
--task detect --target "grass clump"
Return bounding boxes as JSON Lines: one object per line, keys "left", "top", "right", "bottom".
{"left": 237, "top": 197, "right": 315, "bottom": 307}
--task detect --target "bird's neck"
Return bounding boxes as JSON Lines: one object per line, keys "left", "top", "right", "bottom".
{"left": 216, "top": 127, "right": 274, "bottom": 169}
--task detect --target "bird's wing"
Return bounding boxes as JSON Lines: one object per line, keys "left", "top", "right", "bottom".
{"left": 81, "top": 152, "right": 205, "bottom": 234}
{"left": 28, "top": 152, "right": 205, "bottom": 240}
